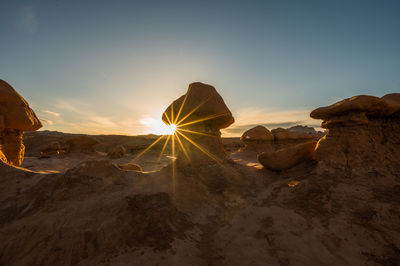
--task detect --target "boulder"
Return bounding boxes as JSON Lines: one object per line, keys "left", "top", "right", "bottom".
{"left": 66, "top": 135, "right": 100, "bottom": 154}
{"left": 240, "top": 125, "right": 318, "bottom": 153}
{"left": 311, "top": 93, "right": 400, "bottom": 176}
{"left": 107, "top": 145, "right": 126, "bottom": 159}
{"left": 241, "top": 125, "right": 274, "bottom": 141}
{"left": 258, "top": 140, "right": 317, "bottom": 171}
{"left": 0, "top": 80, "right": 42, "bottom": 166}
{"left": 38, "top": 141, "right": 62, "bottom": 158}
{"left": 162, "top": 82, "right": 234, "bottom": 164}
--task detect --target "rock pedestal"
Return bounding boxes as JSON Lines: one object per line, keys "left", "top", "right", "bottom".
{"left": 162, "top": 82, "right": 234, "bottom": 165}
{"left": 0, "top": 80, "right": 42, "bottom": 166}
{"left": 311, "top": 93, "right": 400, "bottom": 176}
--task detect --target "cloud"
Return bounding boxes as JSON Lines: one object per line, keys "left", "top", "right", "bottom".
{"left": 19, "top": 6, "right": 38, "bottom": 34}
{"left": 42, "top": 110, "right": 61, "bottom": 117}
{"left": 40, "top": 118, "right": 54, "bottom": 125}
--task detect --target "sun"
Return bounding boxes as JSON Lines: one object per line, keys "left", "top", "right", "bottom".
{"left": 140, "top": 117, "right": 177, "bottom": 135}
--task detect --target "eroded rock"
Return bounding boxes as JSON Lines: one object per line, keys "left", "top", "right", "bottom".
{"left": 0, "top": 80, "right": 42, "bottom": 165}
{"left": 66, "top": 136, "right": 100, "bottom": 154}
{"left": 311, "top": 93, "right": 400, "bottom": 176}
{"left": 162, "top": 82, "right": 234, "bottom": 165}
{"left": 258, "top": 140, "right": 317, "bottom": 171}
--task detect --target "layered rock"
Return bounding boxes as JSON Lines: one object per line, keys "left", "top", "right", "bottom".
{"left": 162, "top": 82, "right": 234, "bottom": 165}
{"left": 311, "top": 93, "right": 400, "bottom": 176}
{"left": 0, "top": 80, "right": 42, "bottom": 165}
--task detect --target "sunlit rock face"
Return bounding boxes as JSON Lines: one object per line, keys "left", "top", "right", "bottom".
{"left": 0, "top": 80, "right": 42, "bottom": 166}
{"left": 311, "top": 93, "right": 400, "bottom": 176}
{"left": 162, "top": 82, "right": 234, "bottom": 165}
{"left": 258, "top": 140, "right": 317, "bottom": 171}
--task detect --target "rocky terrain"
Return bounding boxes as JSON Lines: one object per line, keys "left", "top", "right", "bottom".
{"left": 0, "top": 81, "right": 399, "bottom": 265}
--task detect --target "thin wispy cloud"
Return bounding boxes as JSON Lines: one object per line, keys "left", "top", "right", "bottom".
{"left": 18, "top": 6, "right": 38, "bottom": 34}
{"left": 40, "top": 118, "right": 54, "bottom": 125}
{"left": 42, "top": 110, "right": 60, "bottom": 117}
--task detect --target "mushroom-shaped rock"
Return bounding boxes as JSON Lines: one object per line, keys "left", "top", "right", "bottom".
{"left": 0, "top": 80, "right": 42, "bottom": 166}
{"left": 258, "top": 140, "right": 317, "bottom": 171}
{"left": 66, "top": 136, "right": 100, "bottom": 154}
{"left": 162, "top": 82, "right": 234, "bottom": 131}
{"left": 107, "top": 145, "right": 126, "bottom": 159}
{"left": 241, "top": 125, "right": 274, "bottom": 141}
{"left": 162, "top": 82, "right": 234, "bottom": 164}
{"left": 311, "top": 93, "right": 400, "bottom": 175}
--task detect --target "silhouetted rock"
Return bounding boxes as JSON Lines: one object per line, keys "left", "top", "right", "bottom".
{"left": 162, "top": 82, "right": 234, "bottom": 164}
{"left": 258, "top": 140, "right": 317, "bottom": 171}
{"left": 311, "top": 93, "right": 400, "bottom": 175}
{"left": 107, "top": 145, "right": 126, "bottom": 159}
{"left": 66, "top": 135, "right": 100, "bottom": 154}
{"left": 0, "top": 80, "right": 42, "bottom": 165}
{"left": 38, "top": 141, "right": 62, "bottom": 158}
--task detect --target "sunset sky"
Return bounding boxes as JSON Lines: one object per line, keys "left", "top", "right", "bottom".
{"left": 1, "top": 0, "right": 399, "bottom": 136}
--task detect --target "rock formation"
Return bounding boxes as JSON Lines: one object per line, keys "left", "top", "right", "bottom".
{"left": 241, "top": 125, "right": 317, "bottom": 153}
{"left": 311, "top": 93, "right": 400, "bottom": 176}
{"left": 162, "top": 82, "right": 234, "bottom": 165}
{"left": 0, "top": 80, "right": 42, "bottom": 165}
{"left": 107, "top": 145, "right": 126, "bottom": 159}
{"left": 38, "top": 141, "right": 62, "bottom": 158}
{"left": 258, "top": 140, "right": 317, "bottom": 171}
{"left": 66, "top": 135, "right": 100, "bottom": 154}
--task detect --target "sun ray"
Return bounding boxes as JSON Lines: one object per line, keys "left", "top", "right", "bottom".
{"left": 164, "top": 110, "right": 172, "bottom": 125}
{"left": 175, "top": 95, "right": 212, "bottom": 126}
{"left": 177, "top": 112, "right": 230, "bottom": 128}
{"left": 157, "top": 134, "right": 171, "bottom": 163}
{"left": 176, "top": 130, "right": 222, "bottom": 164}
{"left": 174, "top": 131, "right": 191, "bottom": 163}
{"left": 172, "top": 132, "right": 176, "bottom": 193}
{"left": 170, "top": 102, "right": 174, "bottom": 125}
{"left": 174, "top": 89, "right": 190, "bottom": 124}
{"left": 133, "top": 135, "right": 165, "bottom": 161}
{"left": 177, "top": 128, "right": 217, "bottom": 137}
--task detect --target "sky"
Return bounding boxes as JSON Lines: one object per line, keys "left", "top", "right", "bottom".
{"left": 1, "top": 0, "right": 399, "bottom": 136}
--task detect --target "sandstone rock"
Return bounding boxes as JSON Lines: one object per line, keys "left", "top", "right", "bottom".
{"left": 0, "top": 80, "right": 42, "bottom": 166}
{"left": 107, "top": 145, "right": 126, "bottom": 159}
{"left": 241, "top": 125, "right": 274, "bottom": 141}
{"left": 66, "top": 135, "right": 100, "bottom": 154}
{"left": 272, "top": 128, "right": 315, "bottom": 141}
{"left": 311, "top": 93, "right": 400, "bottom": 176}
{"left": 310, "top": 94, "right": 400, "bottom": 121}
{"left": 38, "top": 141, "right": 62, "bottom": 158}
{"left": 258, "top": 140, "right": 317, "bottom": 171}
{"left": 162, "top": 82, "right": 234, "bottom": 130}
{"left": 241, "top": 125, "right": 318, "bottom": 153}
{"left": 117, "top": 163, "right": 142, "bottom": 171}
{"left": 162, "top": 82, "right": 234, "bottom": 164}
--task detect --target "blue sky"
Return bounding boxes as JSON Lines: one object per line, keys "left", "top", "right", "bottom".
{"left": 1, "top": 0, "right": 399, "bottom": 135}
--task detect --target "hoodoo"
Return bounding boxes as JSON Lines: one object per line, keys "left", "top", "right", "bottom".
{"left": 0, "top": 80, "right": 42, "bottom": 166}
